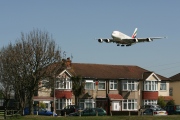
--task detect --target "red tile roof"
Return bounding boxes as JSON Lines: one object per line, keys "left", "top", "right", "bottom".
{"left": 69, "top": 63, "right": 168, "bottom": 80}
{"left": 108, "top": 94, "right": 123, "bottom": 100}
{"left": 162, "top": 96, "right": 173, "bottom": 101}
{"left": 55, "top": 90, "right": 72, "bottom": 99}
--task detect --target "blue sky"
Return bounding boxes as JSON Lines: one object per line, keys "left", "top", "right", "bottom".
{"left": 0, "top": 0, "right": 180, "bottom": 78}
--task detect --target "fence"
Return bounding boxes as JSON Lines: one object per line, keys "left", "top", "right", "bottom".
{"left": 0, "top": 109, "right": 21, "bottom": 119}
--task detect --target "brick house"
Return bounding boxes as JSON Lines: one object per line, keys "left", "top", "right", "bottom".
{"left": 33, "top": 58, "right": 172, "bottom": 115}
{"left": 169, "top": 73, "right": 180, "bottom": 105}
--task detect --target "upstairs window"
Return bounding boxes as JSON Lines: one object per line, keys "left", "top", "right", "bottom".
{"left": 109, "top": 80, "right": 117, "bottom": 90}
{"left": 98, "top": 80, "right": 106, "bottom": 90}
{"left": 144, "top": 81, "right": 158, "bottom": 91}
{"left": 122, "top": 80, "right": 137, "bottom": 91}
{"left": 160, "top": 81, "right": 166, "bottom": 90}
{"left": 56, "top": 78, "right": 71, "bottom": 89}
{"left": 85, "top": 80, "right": 95, "bottom": 90}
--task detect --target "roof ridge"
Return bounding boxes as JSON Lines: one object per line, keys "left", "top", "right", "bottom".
{"left": 72, "top": 62, "right": 138, "bottom": 67}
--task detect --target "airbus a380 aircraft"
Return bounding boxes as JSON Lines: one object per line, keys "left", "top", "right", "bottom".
{"left": 98, "top": 28, "right": 166, "bottom": 46}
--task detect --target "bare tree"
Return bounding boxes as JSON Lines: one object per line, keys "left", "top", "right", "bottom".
{"left": 0, "top": 29, "right": 62, "bottom": 115}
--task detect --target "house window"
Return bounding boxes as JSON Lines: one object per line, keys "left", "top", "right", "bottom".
{"left": 98, "top": 80, "right": 106, "bottom": 90}
{"left": 79, "top": 99, "right": 95, "bottom": 109}
{"left": 143, "top": 100, "right": 157, "bottom": 105}
{"left": 122, "top": 80, "right": 137, "bottom": 91}
{"left": 122, "top": 99, "right": 137, "bottom": 110}
{"left": 85, "top": 80, "right": 95, "bottom": 90}
{"left": 56, "top": 78, "right": 72, "bottom": 89}
{"left": 160, "top": 81, "right": 166, "bottom": 90}
{"left": 41, "top": 80, "right": 49, "bottom": 87}
{"left": 56, "top": 99, "right": 72, "bottom": 110}
{"left": 144, "top": 81, "right": 157, "bottom": 91}
{"left": 109, "top": 80, "right": 117, "bottom": 90}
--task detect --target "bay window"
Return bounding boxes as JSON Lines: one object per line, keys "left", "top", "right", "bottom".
{"left": 144, "top": 81, "right": 158, "bottom": 91}
{"left": 122, "top": 99, "right": 137, "bottom": 110}
{"left": 56, "top": 78, "right": 72, "bottom": 89}
{"left": 79, "top": 99, "right": 95, "bottom": 109}
{"left": 143, "top": 100, "right": 157, "bottom": 105}
{"left": 56, "top": 99, "right": 72, "bottom": 110}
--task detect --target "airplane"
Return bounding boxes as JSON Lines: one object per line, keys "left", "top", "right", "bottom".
{"left": 97, "top": 28, "right": 166, "bottom": 46}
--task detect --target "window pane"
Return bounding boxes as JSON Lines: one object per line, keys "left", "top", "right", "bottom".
{"left": 98, "top": 82, "right": 105, "bottom": 89}
{"left": 160, "top": 82, "right": 166, "bottom": 90}
{"left": 123, "top": 102, "right": 127, "bottom": 109}
{"left": 86, "top": 82, "right": 95, "bottom": 90}
{"left": 144, "top": 81, "right": 158, "bottom": 91}
{"left": 132, "top": 84, "right": 134, "bottom": 90}
{"left": 128, "top": 103, "right": 131, "bottom": 109}
{"left": 114, "top": 83, "right": 117, "bottom": 89}
{"left": 128, "top": 84, "right": 131, "bottom": 90}
{"left": 110, "top": 84, "right": 113, "bottom": 89}
{"left": 123, "top": 83, "right": 127, "bottom": 90}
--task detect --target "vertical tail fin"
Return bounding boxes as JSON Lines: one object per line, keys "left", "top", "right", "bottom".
{"left": 132, "top": 28, "right": 138, "bottom": 38}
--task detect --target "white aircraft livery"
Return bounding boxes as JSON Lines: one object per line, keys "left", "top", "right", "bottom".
{"left": 98, "top": 28, "right": 166, "bottom": 46}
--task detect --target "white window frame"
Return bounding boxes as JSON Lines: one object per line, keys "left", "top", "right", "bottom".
{"left": 122, "top": 80, "right": 137, "bottom": 91}
{"left": 122, "top": 99, "right": 137, "bottom": 111}
{"left": 79, "top": 99, "right": 95, "bottom": 109}
{"left": 144, "top": 81, "right": 158, "bottom": 91}
{"left": 143, "top": 100, "right": 157, "bottom": 105}
{"left": 160, "top": 81, "right": 166, "bottom": 91}
{"left": 56, "top": 78, "right": 72, "bottom": 89}
{"left": 56, "top": 99, "right": 72, "bottom": 110}
{"left": 85, "top": 80, "right": 95, "bottom": 90}
{"left": 98, "top": 80, "right": 106, "bottom": 90}
{"left": 109, "top": 80, "right": 117, "bottom": 90}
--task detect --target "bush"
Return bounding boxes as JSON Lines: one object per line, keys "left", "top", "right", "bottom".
{"left": 166, "top": 100, "right": 175, "bottom": 106}
{"left": 158, "top": 96, "right": 166, "bottom": 108}
{"left": 39, "top": 102, "right": 46, "bottom": 109}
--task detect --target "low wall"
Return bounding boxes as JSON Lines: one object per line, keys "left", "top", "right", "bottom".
{"left": 55, "top": 110, "right": 62, "bottom": 116}
{"left": 110, "top": 111, "right": 139, "bottom": 116}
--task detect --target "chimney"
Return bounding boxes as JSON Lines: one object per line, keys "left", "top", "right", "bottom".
{"left": 65, "top": 57, "right": 71, "bottom": 69}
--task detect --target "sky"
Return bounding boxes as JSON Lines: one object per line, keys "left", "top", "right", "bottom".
{"left": 0, "top": 0, "right": 180, "bottom": 78}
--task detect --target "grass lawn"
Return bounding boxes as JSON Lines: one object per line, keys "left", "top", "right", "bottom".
{"left": 9, "top": 115, "right": 180, "bottom": 120}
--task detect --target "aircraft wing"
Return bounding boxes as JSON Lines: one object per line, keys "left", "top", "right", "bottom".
{"left": 97, "top": 37, "right": 166, "bottom": 46}
{"left": 122, "top": 37, "right": 166, "bottom": 44}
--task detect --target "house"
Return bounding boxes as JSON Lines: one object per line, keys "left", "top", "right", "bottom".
{"left": 169, "top": 73, "right": 180, "bottom": 105}
{"left": 33, "top": 58, "right": 172, "bottom": 115}
{"left": 33, "top": 81, "right": 54, "bottom": 111}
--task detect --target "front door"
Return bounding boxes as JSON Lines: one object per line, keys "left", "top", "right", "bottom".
{"left": 112, "top": 101, "right": 120, "bottom": 111}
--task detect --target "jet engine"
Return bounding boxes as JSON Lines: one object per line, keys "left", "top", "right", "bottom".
{"left": 147, "top": 38, "right": 152, "bottom": 42}
{"left": 133, "top": 38, "right": 138, "bottom": 43}
{"left": 98, "top": 39, "right": 103, "bottom": 43}
{"left": 104, "top": 39, "right": 111, "bottom": 43}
